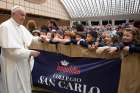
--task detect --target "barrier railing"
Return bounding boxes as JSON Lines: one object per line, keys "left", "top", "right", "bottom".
{"left": 30, "top": 42, "right": 140, "bottom": 93}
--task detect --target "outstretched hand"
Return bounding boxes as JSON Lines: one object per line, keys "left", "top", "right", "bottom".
{"left": 30, "top": 50, "right": 40, "bottom": 57}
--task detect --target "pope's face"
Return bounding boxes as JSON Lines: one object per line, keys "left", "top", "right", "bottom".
{"left": 13, "top": 10, "right": 26, "bottom": 25}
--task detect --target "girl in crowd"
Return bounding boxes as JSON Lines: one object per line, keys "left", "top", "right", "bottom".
{"left": 99, "top": 31, "right": 118, "bottom": 47}
{"left": 76, "top": 31, "right": 98, "bottom": 48}
{"left": 71, "top": 32, "right": 86, "bottom": 45}
{"left": 122, "top": 27, "right": 140, "bottom": 53}
{"left": 96, "top": 31, "right": 120, "bottom": 54}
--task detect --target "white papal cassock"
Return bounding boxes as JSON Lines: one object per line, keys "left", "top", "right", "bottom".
{"left": 0, "top": 18, "right": 34, "bottom": 93}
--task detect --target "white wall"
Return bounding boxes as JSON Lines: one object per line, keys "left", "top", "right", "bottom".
{"left": 0, "top": 0, "right": 70, "bottom": 20}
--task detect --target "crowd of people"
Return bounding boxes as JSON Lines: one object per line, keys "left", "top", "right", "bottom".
{"left": 28, "top": 20, "right": 140, "bottom": 55}
{"left": 0, "top": 5, "right": 140, "bottom": 93}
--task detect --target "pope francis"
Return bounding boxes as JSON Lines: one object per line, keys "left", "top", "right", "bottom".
{"left": 0, "top": 6, "right": 40, "bottom": 93}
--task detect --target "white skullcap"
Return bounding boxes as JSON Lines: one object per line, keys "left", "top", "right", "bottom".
{"left": 11, "top": 5, "right": 25, "bottom": 13}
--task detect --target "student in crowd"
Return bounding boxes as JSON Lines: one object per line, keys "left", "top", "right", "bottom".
{"left": 70, "top": 32, "right": 85, "bottom": 45}
{"left": 40, "top": 25, "right": 49, "bottom": 35}
{"left": 32, "top": 30, "right": 40, "bottom": 37}
{"left": 116, "top": 25, "right": 124, "bottom": 42}
{"left": 99, "top": 31, "right": 118, "bottom": 47}
{"left": 96, "top": 31, "right": 120, "bottom": 54}
{"left": 77, "top": 31, "right": 98, "bottom": 48}
{"left": 26, "top": 20, "right": 37, "bottom": 33}
{"left": 122, "top": 27, "right": 140, "bottom": 53}
{"left": 48, "top": 20, "right": 59, "bottom": 31}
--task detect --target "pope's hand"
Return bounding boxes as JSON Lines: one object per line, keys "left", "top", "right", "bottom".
{"left": 30, "top": 50, "right": 40, "bottom": 57}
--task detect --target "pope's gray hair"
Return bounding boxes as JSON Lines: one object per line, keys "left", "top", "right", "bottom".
{"left": 11, "top": 5, "right": 25, "bottom": 13}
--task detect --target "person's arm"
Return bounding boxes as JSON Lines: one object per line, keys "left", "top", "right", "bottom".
{"left": 58, "top": 39, "right": 71, "bottom": 44}
{"left": 104, "top": 43, "right": 123, "bottom": 54}
{"left": 129, "top": 46, "right": 140, "bottom": 53}
{"left": 79, "top": 41, "right": 88, "bottom": 48}
{"left": 4, "top": 48, "right": 40, "bottom": 60}
{"left": 123, "top": 45, "right": 140, "bottom": 53}
{"left": 49, "top": 39, "right": 59, "bottom": 44}
{"left": 70, "top": 39, "right": 77, "bottom": 45}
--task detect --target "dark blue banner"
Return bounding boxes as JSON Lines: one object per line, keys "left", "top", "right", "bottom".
{"left": 32, "top": 50, "right": 121, "bottom": 93}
